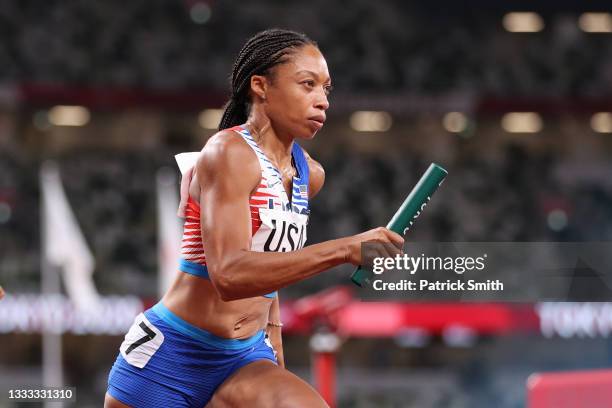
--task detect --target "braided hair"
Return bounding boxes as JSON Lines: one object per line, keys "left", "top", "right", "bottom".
{"left": 218, "top": 28, "right": 317, "bottom": 131}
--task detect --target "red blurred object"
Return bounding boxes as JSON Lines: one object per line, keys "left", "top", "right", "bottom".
{"left": 309, "top": 332, "right": 342, "bottom": 408}
{"left": 282, "top": 297, "right": 539, "bottom": 337}
{"left": 312, "top": 351, "right": 337, "bottom": 408}
{"left": 527, "top": 369, "right": 612, "bottom": 408}
{"left": 292, "top": 286, "right": 353, "bottom": 320}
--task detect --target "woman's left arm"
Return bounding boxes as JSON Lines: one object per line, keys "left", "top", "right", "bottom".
{"left": 266, "top": 295, "right": 285, "bottom": 368}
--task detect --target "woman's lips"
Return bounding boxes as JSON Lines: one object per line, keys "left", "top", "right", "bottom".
{"left": 308, "top": 119, "right": 324, "bottom": 130}
{"left": 308, "top": 115, "right": 325, "bottom": 130}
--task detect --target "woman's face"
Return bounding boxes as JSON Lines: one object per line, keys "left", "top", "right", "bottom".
{"left": 262, "top": 44, "right": 331, "bottom": 140}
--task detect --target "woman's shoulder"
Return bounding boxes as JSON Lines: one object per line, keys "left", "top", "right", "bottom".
{"left": 203, "top": 129, "right": 251, "bottom": 155}
{"left": 188, "top": 129, "right": 260, "bottom": 200}
{"left": 300, "top": 148, "right": 325, "bottom": 198}
{"left": 195, "top": 129, "right": 261, "bottom": 185}
{"left": 199, "top": 129, "right": 258, "bottom": 168}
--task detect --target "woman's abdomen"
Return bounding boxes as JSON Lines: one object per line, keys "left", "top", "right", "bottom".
{"left": 162, "top": 272, "right": 273, "bottom": 339}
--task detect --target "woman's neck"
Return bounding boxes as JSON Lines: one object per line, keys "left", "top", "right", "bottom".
{"left": 246, "top": 114, "right": 294, "bottom": 168}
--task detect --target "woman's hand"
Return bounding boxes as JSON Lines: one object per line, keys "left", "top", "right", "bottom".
{"left": 342, "top": 227, "right": 404, "bottom": 265}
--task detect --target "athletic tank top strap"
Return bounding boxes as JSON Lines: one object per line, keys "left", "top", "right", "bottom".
{"left": 232, "top": 126, "right": 278, "bottom": 179}
{"left": 289, "top": 142, "right": 310, "bottom": 215}
{"left": 234, "top": 125, "right": 310, "bottom": 215}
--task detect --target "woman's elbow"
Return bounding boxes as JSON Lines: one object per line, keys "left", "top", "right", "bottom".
{"left": 208, "top": 273, "right": 232, "bottom": 301}
{"left": 207, "top": 265, "right": 240, "bottom": 301}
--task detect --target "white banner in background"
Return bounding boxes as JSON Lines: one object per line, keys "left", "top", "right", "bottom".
{"left": 156, "top": 167, "right": 182, "bottom": 297}
{"left": 0, "top": 294, "right": 143, "bottom": 335}
{"left": 40, "top": 162, "right": 101, "bottom": 311}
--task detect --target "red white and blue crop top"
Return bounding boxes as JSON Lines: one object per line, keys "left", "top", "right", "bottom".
{"left": 178, "top": 125, "right": 310, "bottom": 298}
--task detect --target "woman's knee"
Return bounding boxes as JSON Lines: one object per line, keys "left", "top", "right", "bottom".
{"left": 269, "top": 378, "right": 329, "bottom": 408}
{"left": 245, "top": 366, "right": 329, "bottom": 408}
{"left": 209, "top": 361, "right": 328, "bottom": 408}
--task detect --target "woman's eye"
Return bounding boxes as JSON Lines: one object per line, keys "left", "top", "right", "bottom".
{"left": 302, "top": 80, "right": 315, "bottom": 87}
{"left": 324, "top": 85, "right": 333, "bottom": 95}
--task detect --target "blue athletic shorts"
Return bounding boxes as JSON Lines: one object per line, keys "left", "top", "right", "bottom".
{"left": 107, "top": 302, "right": 277, "bottom": 407}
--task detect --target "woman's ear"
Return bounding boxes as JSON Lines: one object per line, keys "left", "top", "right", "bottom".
{"left": 250, "top": 75, "right": 267, "bottom": 102}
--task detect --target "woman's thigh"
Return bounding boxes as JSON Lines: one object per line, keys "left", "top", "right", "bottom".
{"left": 206, "top": 360, "right": 329, "bottom": 408}
{"left": 104, "top": 393, "right": 131, "bottom": 408}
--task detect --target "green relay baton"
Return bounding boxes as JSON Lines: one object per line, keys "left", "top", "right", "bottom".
{"left": 350, "top": 163, "right": 448, "bottom": 287}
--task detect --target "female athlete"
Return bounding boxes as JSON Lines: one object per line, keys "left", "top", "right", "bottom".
{"left": 105, "top": 28, "right": 403, "bottom": 407}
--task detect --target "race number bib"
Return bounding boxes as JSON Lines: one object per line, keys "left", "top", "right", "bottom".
{"left": 252, "top": 208, "right": 308, "bottom": 253}
{"left": 119, "top": 313, "right": 164, "bottom": 368}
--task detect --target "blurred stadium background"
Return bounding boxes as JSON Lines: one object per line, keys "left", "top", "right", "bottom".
{"left": 2, "top": 0, "right": 612, "bottom": 407}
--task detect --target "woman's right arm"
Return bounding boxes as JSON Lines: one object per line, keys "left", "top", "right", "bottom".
{"left": 198, "top": 131, "right": 403, "bottom": 301}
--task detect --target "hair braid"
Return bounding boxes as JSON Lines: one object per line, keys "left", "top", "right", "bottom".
{"left": 218, "top": 28, "right": 317, "bottom": 130}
